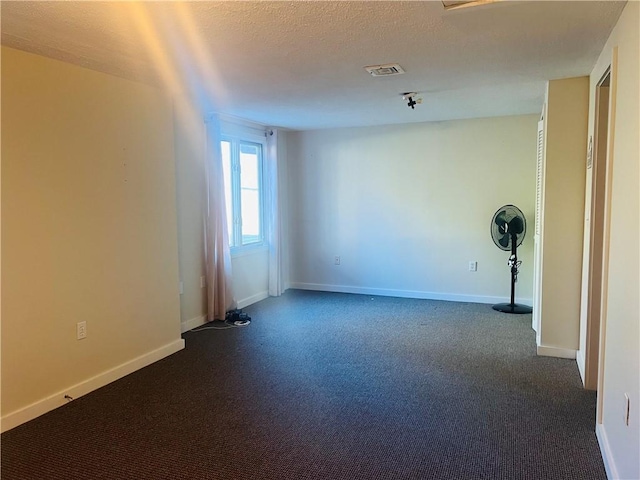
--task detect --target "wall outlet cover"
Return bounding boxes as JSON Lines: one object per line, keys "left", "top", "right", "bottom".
{"left": 77, "top": 321, "right": 87, "bottom": 340}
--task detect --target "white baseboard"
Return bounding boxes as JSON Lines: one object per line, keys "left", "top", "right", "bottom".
{"left": 596, "top": 423, "right": 618, "bottom": 480}
{"left": 237, "top": 290, "right": 269, "bottom": 309}
{"left": 536, "top": 343, "right": 577, "bottom": 359}
{"left": 289, "top": 282, "right": 533, "bottom": 306}
{"left": 181, "top": 314, "right": 207, "bottom": 333}
{"left": 1, "top": 339, "right": 185, "bottom": 433}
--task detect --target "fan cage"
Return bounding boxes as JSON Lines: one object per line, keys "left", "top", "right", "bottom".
{"left": 490, "top": 205, "right": 527, "bottom": 251}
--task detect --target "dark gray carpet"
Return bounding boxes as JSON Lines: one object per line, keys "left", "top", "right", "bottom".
{"left": 1, "top": 290, "right": 606, "bottom": 479}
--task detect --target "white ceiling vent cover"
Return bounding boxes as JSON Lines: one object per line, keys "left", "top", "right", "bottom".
{"left": 364, "top": 64, "right": 405, "bottom": 77}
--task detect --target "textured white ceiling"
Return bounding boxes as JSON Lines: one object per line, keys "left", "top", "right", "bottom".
{"left": 1, "top": 1, "right": 626, "bottom": 130}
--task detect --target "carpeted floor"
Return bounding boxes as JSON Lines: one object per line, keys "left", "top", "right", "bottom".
{"left": 1, "top": 290, "right": 606, "bottom": 479}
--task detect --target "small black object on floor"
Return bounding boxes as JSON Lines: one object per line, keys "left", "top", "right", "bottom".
{"left": 225, "top": 308, "right": 251, "bottom": 326}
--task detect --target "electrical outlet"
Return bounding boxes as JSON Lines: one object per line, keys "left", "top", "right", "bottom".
{"left": 77, "top": 321, "right": 87, "bottom": 340}
{"left": 334, "top": 256, "right": 341, "bottom": 265}
{"left": 624, "top": 393, "right": 630, "bottom": 426}
{"left": 469, "top": 261, "right": 478, "bottom": 272}
{"left": 200, "top": 276, "right": 206, "bottom": 288}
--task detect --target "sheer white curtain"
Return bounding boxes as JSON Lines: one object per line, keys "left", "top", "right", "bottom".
{"left": 266, "top": 129, "right": 285, "bottom": 296}
{"left": 204, "top": 115, "right": 236, "bottom": 320}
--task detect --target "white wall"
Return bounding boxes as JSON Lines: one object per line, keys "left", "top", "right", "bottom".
{"left": 589, "top": 2, "right": 640, "bottom": 478}
{"left": 232, "top": 249, "right": 269, "bottom": 308}
{"left": 287, "top": 115, "right": 538, "bottom": 304}
{"left": 1, "top": 47, "right": 184, "bottom": 430}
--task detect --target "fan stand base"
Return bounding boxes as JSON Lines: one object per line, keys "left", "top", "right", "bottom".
{"left": 492, "top": 303, "right": 533, "bottom": 314}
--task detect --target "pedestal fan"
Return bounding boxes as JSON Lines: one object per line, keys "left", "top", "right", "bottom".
{"left": 490, "top": 205, "right": 533, "bottom": 314}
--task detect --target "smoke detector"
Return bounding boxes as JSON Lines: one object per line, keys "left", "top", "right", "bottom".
{"left": 364, "top": 64, "right": 405, "bottom": 77}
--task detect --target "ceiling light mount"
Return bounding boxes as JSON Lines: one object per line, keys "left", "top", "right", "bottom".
{"left": 401, "top": 92, "right": 422, "bottom": 109}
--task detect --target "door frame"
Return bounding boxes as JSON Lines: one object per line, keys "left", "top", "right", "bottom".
{"left": 595, "top": 48, "right": 618, "bottom": 424}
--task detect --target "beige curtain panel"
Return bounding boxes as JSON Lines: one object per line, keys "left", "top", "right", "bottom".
{"left": 205, "top": 115, "right": 236, "bottom": 320}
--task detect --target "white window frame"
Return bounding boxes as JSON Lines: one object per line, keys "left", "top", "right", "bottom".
{"left": 221, "top": 130, "right": 266, "bottom": 255}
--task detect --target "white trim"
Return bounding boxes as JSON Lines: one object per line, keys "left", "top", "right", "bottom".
{"left": 597, "top": 47, "right": 617, "bottom": 425}
{"left": 209, "top": 113, "right": 267, "bottom": 141}
{"left": 596, "top": 423, "right": 618, "bottom": 480}
{"left": 212, "top": 113, "right": 266, "bottom": 131}
{"left": 536, "top": 344, "right": 577, "bottom": 359}
{"left": 181, "top": 314, "right": 207, "bottom": 333}
{"left": 237, "top": 290, "right": 269, "bottom": 309}
{"left": 576, "top": 348, "right": 587, "bottom": 385}
{"left": 1, "top": 339, "right": 185, "bottom": 433}
{"left": 222, "top": 134, "right": 267, "bottom": 249}
{"left": 289, "top": 282, "right": 532, "bottom": 306}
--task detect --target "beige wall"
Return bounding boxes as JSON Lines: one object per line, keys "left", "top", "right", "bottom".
{"left": 287, "top": 115, "right": 538, "bottom": 303}
{"left": 588, "top": 2, "right": 639, "bottom": 478}
{"left": 173, "top": 99, "right": 208, "bottom": 328}
{"left": 537, "top": 77, "right": 589, "bottom": 356}
{"left": 1, "top": 47, "right": 183, "bottom": 425}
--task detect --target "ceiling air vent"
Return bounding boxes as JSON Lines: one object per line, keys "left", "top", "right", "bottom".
{"left": 364, "top": 64, "right": 405, "bottom": 77}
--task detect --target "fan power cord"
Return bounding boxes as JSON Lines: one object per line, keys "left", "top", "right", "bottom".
{"left": 508, "top": 254, "right": 523, "bottom": 282}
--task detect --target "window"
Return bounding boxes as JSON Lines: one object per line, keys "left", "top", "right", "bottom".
{"left": 221, "top": 136, "right": 264, "bottom": 249}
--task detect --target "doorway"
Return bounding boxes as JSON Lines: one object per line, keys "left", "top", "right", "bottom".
{"left": 583, "top": 69, "right": 610, "bottom": 391}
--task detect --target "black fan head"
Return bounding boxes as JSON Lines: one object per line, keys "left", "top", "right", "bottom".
{"left": 491, "top": 205, "right": 527, "bottom": 251}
